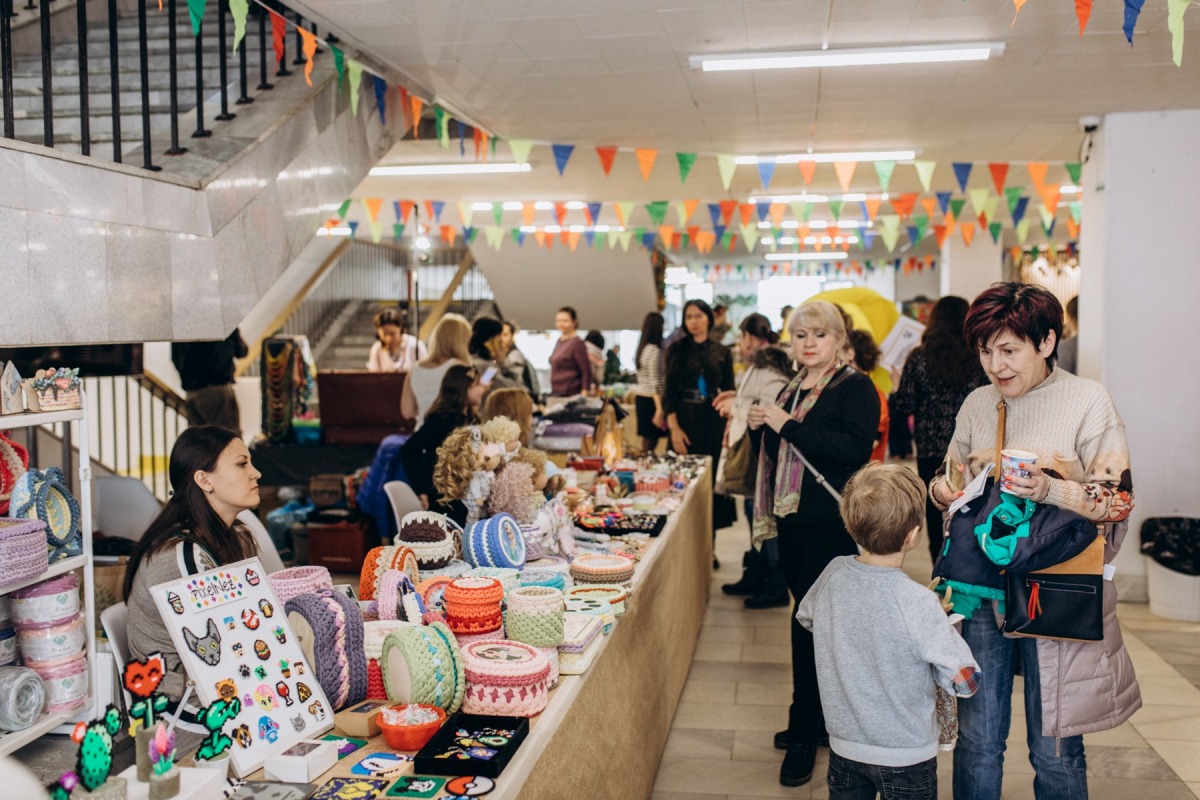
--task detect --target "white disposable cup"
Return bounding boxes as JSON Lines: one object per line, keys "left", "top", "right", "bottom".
{"left": 1000, "top": 449, "right": 1038, "bottom": 490}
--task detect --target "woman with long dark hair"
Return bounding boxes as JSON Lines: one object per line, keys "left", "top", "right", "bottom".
{"left": 632, "top": 312, "right": 665, "bottom": 451}
{"left": 401, "top": 364, "right": 485, "bottom": 520}
{"left": 125, "top": 427, "right": 262, "bottom": 712}
{"left": 469, "top": 316, "right": 519, "bottom": 393}
{"left": 891, "top": 296, "right": 987, "bottom": 563}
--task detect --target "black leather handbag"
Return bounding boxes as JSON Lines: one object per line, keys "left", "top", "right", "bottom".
{"left": 1003, "top": 535, "right": 1105, "bottom": 642}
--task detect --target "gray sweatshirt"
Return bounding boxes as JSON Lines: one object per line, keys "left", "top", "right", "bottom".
{"left": 797, "top": 556, "right": 980, "bottom": 767}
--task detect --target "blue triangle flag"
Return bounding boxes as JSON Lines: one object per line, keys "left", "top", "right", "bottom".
{"left": 757, "top": 160, "right": 776, "bottom": 190}
{"left": 1012, "top": 197, "right": 1029, "bottom": 226}
{"left": 755, "top": 201, "right": 770, "bottom": 223}
{"left": 458, "top": 121, "right": 466, "bottom": 156}
{"left": 1123, "top": 0, "right": 1146, "bottom": 43}
{"left": 906, "top": 225, "right": 920, "bottom": 244}
{"left": 713, "top": 224, "right": 726, "bottom": 242}
{"left": 587, "top": 202, "right": 602, "bottom": 225}
{"left": 430, "top": 201, "right": 445, "bottom": 222}
{"left": 393, "top": 201, "right": 402, "bottom": 220}
{"left": 707, "top": 203, "right": 722, "bottom": 228}
{"left": 642, "top": 232, "right": 657, "bottom": 249}
{"left": 952, "top": 162, "right": 973, "bottom": 193}
{"left": 373, "top": 76, "right": 388, "bottom": 123}
{"left": 463, "top": 226, "right": 475, "bottom": 244}
{"left": 348, "top": 221, "right": 359, "bottom": 237}
{"left": 515, "top": 230, "right": 525, "bottom": 246}
{"left": 585, "top": 231, "right": 595, "bottom": 247}
{"left": 1043, "top": 218, "right": 1056, "bottom": 237}
{"left": 861, "top": 230, "right": 875, "bottom": 249}
{"left": 552, "top": 144, "right": 575, "bottom": 176}
{"left": 936, "top": 192, "right": 953, "bottom": 216}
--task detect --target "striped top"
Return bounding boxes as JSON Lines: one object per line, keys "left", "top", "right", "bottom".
{"left": 632, "top": 343, "right": 663, "bottom": 397}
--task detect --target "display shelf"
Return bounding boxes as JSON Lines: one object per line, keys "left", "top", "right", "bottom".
{"left": 0, "top": 554, "right": 88, "bottom": 597}
{"left": 0, "top": 407, "right": 85, "bottom": 432}
{"left": 0, "top": 709, "right": 76, "bottom": 757}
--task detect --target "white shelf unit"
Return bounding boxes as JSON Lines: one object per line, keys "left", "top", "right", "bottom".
{"left": 0, "top": 397, "right": 98, "bottom": 756}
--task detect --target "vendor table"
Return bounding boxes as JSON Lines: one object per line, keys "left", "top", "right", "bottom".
{"left": 238, "top": 468, "right": 713, "bottom": 799}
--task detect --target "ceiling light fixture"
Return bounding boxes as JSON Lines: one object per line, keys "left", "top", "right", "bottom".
{"left": 369, "top": 163, "right": 532, "bottom": 176}
{"left": 471, "top": 202, "right": 494, "bottom": 211}
{"left": 1060, "top": 184, "right": 1081, "bottom": 194}
{"left": 767, "top": 252, "right": 849, "bottom": 261}
{"left": 737, "top": 151, "right": 916, "bottom": 165}
{"left": 502, "top": 201, "right": 524, "bottom": 211}
{"left": 691, "top": 42, "right": 1004, "bottom": 72}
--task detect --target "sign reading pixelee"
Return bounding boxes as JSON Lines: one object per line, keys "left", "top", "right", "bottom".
{"left": 182, "top": 570, "right": 246, "bottom": 612}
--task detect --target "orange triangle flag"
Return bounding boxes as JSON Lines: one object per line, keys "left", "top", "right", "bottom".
{"left": 553, "top": 202, "right": 568, "bottom": 226}
{"left": 298, "top": 28, "right": 319, "bottom": 87}
{"left": 521, "top": 203, "right": 536, "bottom": 226}
{"left": 1038, "top": 186, "right": 1061, "bottom": 214}
{"left": 864, "top": 198, "right": 882, "bottom": 222}
{"left": 635, "top": 149, "right": 658, "bottom": 181}
{"left": 441, "top": 225, "right": 457, "bottom": 246}
{"left": 534, "top": 231, "right": 546, "bottom": 248}
{"left": 919, "top": 197, "right": 938, "bottom": 218}
{"left": 1010, "top": 246, "right": 1023, "bottom": 264}
{"left": 423, "top": 201, "right": 435, "bottom": 221}
{"left": 960, "top": 221, "right": 976, "bottom": 247}
{"left": 658, "top": 226, "right": 675, "bottom": 246}
{"left": 1066, "top": 218, "right": 1080, "bottom": 239}
{"left": 410, "top": 96, "right": 424, "bottom": 137}
{"left": 596, "top": 146, "right": 618, "bottom": 176}
{"left": 687, "top": 225, "right": 700, "bottom": 242}
{"left": 399, "top": 201, "right": 415, "bottom": 225}
{"left": 1075, "top": 0, "right": 1092, "bottom": 35}
{"left": 933, "top": 224, "right": 950, "bottom": 248}
{"left": 1026, "top": 162, "right": 1049, "bottom": 189}
{"left": 988, "top": 163, "right": 1009, "bottom": 194}
{"left": 798, "top": 161, "right": 817, "bottom": 184}
{"left": 560, "top": 230, "right": 570, "bottom": 246}
{"left": 363, "top": 198, "right": 383, "bottom": 223}
{"left": 568, "top": 231, "right": 581, "bottom": 252}
{"left": 683, "top": 199, "right": 699, "bottom": 224}
{"left": 672, "top": 232, "right": 682, "bottom": 250}
{"left": 769, "top": 203, "right": 786, "bottom": 226}
{"left": 738, "top": 203, "right": 755, "bottom": 225}
{"left": 545, "top": 234, "right": 554, "bottom": 250}
{"left": 833, "top": 161, "right": 857, "bottom": 192}
{"left": 891, "top": 193, "right": 918, "bottom": 219}
{"left": 719, "top": 200, "right": 738, "bottom": 226}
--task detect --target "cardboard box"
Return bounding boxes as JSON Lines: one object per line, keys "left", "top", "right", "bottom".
{"left": 263, "top": 739, "right": 339, "bottom": 783}
{"left": 334, "top": 699, "right": 386, "bottom": 738}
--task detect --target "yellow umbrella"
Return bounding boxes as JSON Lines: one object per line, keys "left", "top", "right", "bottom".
{"left": 808, "top": 287, "right": 901, "bottom": 394}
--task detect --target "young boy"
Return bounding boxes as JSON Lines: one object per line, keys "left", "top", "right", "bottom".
{"left": 797, "top": 463, "right": 980, "bottom": 800}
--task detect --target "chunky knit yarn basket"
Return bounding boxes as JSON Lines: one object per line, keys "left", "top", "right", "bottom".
{"left": 359, "top": 546, "right": 420, "bottom": 601}
{"left": 284, "top": 589, "right": 367, "bottom": 711}
{"left": 462, "top": 513, "right": 526, "bottom": 570}
{"left": 460, "top": 639, "right": 551, "bottom": 717}
{"left": 363, "top": 620, "right": 415, "bottom": 700}
{"left": 443, "top": 577, "right": 504, "bottom": 636}
{"left": 569, "top": 553, "right": 635, "bottom": 586}
{"left": 418, "top": 558, "right": 471, "bottom": 582}
{"left": 0, "top": 518, "right": 48, "bottom": 586}
{"left": 396, "top": 511, "right": 461, "bottom": 570}
{"left": 268, "top": 565, "right": 332, "bottom": 605}
{"left": 519, "top": 569, "right": 566, "bottom": 593}
{"left": 468, "top": 567, "right": 520, "bottom": 599}
{"left": 380, "top": 621, "right": 465, "bottom": 713}
{"left": 505, "top": 586, "right": 565, "bottom": 648}
{"left": 567, "top": 584, "right": 628, "bottom": 617}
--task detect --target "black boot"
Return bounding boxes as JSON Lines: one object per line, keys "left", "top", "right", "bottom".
{"left": 721, "top": 550, "right": 765, "bottom": 595}
{"left": 780, "top": 742, "right": 816, "bottom": 787}
{"left": 744, "top": 563, "right": 790, "bottom": 608}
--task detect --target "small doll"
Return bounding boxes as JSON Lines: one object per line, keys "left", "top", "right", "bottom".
{"left": 510, "top": 447, "right": 550, "bottom": 509}
{"left": 538, "top": 491, "right": 577, "bottom": 558}
{"left": 480, "top": 416, "right": 522, "bottom": 463}
{"left": 434, "top": 426, "right": 504, "bottom": 528}
{"left": 487, "top": 461, "right": 536, "bottom": 524}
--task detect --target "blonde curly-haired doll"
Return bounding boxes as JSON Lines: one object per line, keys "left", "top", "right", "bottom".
{"left": 480, "top": 416, "right": 522, "bottom": 462}
{"left": 434, "top": 426, "right": 503, "bottom": 527}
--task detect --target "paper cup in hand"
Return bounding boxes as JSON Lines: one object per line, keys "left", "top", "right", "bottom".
{"left": 1000, "top": 449, "right": 1038, "bottom": 491}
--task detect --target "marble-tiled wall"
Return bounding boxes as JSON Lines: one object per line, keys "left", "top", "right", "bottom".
{"left": 0, "top": 60, "right": 404, "bottom": 346}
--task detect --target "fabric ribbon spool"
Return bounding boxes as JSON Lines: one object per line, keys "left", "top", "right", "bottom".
{"left": 460, "top": 639, "right": 551, "bottom": 717}
{"left": 380, "top": 621, "right": 465, "bottom": 713}
{"left": 17, "top": 612, "right": 84, "bottom": 668}
{"left": 468, "top": 567, "right": 520, "bottom": 599}
{"left": 268, "top": 565, "right": 333, "bottom": 606}
{"left": 505, "top": 586, "right": 565, "bottom": 648}
{"left": 363, "top": 620, "right": 415, "bottom": 701}
{"left": 565, "top": 596, "right": 613, "bottom": 634}
{"left": 519, "top": 569, "right": 566, "bottom": 593}
{"left": 12, "top": 573, "right": 79, "bottom": 628}
{"left": 567, "top": 584, "right": 628, "bottom": 617}
{"left": 285, "top": 590, "right": 367, "bottom": 711}
{"left": 0, "top": 518, "right": 48, "bottom": 587}
{"left": 0, "top": 666, "right": 45, "bottom": 731}
{"left": 0, "top": 433, "right": 30, "bottom": 517}
{"left": 443, "top": 577, "right": 504, "bottom": 636}
{"left": 359, "top": 546, "right": 420, "bottom": 602}
{"left": 536, "top": 645, "right": 560, "bottom": 690}
{"left": 558, "top": 613, "right": 603, "bottom": 675}
{"left": 569, "top": 553, "right": 636, "bottom": 586}
{"left": 30, "top": 652, "right": 87, "bottom": 713}
{"left": 396, "top": 511, "right": 461, "bottom": 570}
{"left": 9, "top": 467, "right": 81, "bottom": 562}
{"left": 0, "top": 628, "right": 18, "bottom": 667}
{"left": 376, "top": 570, "right": 428, "bottom": 623}
{"left": 519, "top": 523, "right": 546, "bottom": 562}
{"left": 418, "top": 558, "right": 471, "bottom": 582}
{"left": 462, "top": 513, "right": 527, "bottom": 570}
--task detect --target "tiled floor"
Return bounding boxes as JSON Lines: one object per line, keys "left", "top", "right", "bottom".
{"left": 653, "top": 505, "right": 1200, "bottom": 799}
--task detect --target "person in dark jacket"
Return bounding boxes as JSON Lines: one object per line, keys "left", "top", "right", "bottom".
{"left": 748, "top": 300, "right": 880, "bottom": 788}
{"left": 171, "top": 328, "right": 248, "bottom": 433}
{"left": 399, "top": 364, "right": 484, "bottom": 522}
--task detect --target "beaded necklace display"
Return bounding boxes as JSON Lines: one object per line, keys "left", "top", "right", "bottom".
{"left": 262, "top": 340, "right": 293, "bottom": 442}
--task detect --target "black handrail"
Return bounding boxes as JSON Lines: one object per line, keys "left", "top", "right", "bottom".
{"left": 0, "top": 0, "right": 13, "bottom": 140}
{"left": 191, "top": 15, "right": 210, "bottom": 137}
{"left": 106, "top": 0, "right": 120, "bottom": 161}
{"left": 39, "top": 0, "right": 52, "bottom": 147}
{"left": 165, "top": 0, "right": 186, "bottom": 154}
{"left": 256, "top": 3, "right": 272, "bottom": 90}
{"left": 291, "top": 9, "right": 302, "bottom": 65}
{"left": 273, "top": 1, "right": 290, "bottom": 77}
{"left": 74, "top": 0, "right": 88, "bottom": 155}
{"left": 135, "top": 0, "right": 158, "bottom": 170}
{"left": 236, "top": 5, "right": 252, "bottom": 105}
{"left": 214, "top": 0, "right": 233, "bottom": 120}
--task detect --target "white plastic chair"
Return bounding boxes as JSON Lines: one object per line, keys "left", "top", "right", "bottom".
{"left": 238, "top": 509, "right": 285, "bottom": 575}
{"left": 384, "top": 481, "right": 425, "bottom": 535}
{"left": 100, "top": 602, "right": 131, "bottom": 707}
{"left": 92, "top": 476, "right": 161, "bottom": 541}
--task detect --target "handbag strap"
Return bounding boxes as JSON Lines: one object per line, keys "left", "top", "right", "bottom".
{"left": 991, "top": 400, "right": 1007, "bottom": 481}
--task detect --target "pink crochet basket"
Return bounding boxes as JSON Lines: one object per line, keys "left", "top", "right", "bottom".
{"left": 0, "top": 518, "right": 49, "bottom": 587}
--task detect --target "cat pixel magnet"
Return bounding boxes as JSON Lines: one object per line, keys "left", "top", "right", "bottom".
{"left": 263, "top": 739, "right": 338, "bottom": 783}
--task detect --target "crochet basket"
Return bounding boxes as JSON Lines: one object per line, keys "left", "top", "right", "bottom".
{"left": 359, "top": 546, "right": 420, "bottom": 601}
{"left": 443, "top": 577, "right": 504, "bottom": 636}
{"left": 462, "top": 513, "right": 526, "bottom": 570}
{"left": 0, "top": 518, "right": 48, "bottom": 586}
{"left": 9, "top": 467, "right": 81, "bottom": 562}
{"left": 396, "top": 512, "right": 461, "bottom": 570}
{"left": 0, "top": 434, "right": 29, "bottom": 517}
{"left": 460, "top": 639, "right": 551, "bottom": 717}
{"left": 284, "top": 589, "right": 367, "bottom": 712}
{"left": 380, "top": 621, "right": 465, "bottom": 714}
{"left": 569, "top": 553, "right": 635, "bottom": 586}
{"left": 268, "top": 565, "right": 332, "bottom": 606}
{"left": 363, "top": 620, "right": 414, "bottom": 701}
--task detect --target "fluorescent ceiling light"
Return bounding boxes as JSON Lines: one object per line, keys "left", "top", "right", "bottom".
{"left": 369, "top": 163, "right": 532, "bottom": 176}
{"left": 767, "top": 252, "right": 849, "bottom": 261}
{"left": 1060, "top": 184, "right": 1081, "bottom": 194}
{"left": 569, "top": 225, "right": 586, "bottom": 233}
{"left": 471, "top": 202, "right": 494, "bottom": 211}
{"left": 565, "top": 201, "right": 587, "bottom": 210}
{"left": 317, "top": 227, "right": 351, "bottom": 237}
{"left": 841, "top": 193, "right": 867, "bottom": 202}
{"left": 749, "top": 194, "right": 830, "bottom": 204}
{"left": 692, "top": 43, "right": 1004, "bottom": 72}
{"left": 519, "top": 225, "right": 537, "bottom": 233}
{"left": 545, "top": 225, "right": 561, "bottom": 233}
{"left": 534, "top": 201, "right": 554, "bottom": 210}
{"left": 502, "top": 201, "right": 524, "bottom": 211}
{"left": 738, "top": 151, "right": 916, "bottom": 165}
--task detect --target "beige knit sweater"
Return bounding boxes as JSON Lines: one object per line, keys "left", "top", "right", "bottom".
{"left": 931, "top": 367, "right": 1134, "bottom": 524}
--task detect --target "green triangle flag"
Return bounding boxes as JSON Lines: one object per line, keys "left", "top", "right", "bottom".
{"left": 347, "top": 60, "right": 364, "bottom": 116}
{"left": 393, "top": 224, "right": 405, "bottom": 241}
{"left": 1065, "top": 163, "right": 1082, "bottom": 185}
{"left": 914, "top": 215, "right": 929, "bottom": 242}
{"left": 879, "top": 215, "right": 901, "bottom": 252}
{"left": 614, "top": 201, "right": 636, "bottom": 227}
{"left": 789, "top": 201, "right": 807, "bottom": 223}
{"left": 594, "top": 232, "right": 607, "bottom": 250}
{"left": 1038, "top": 204, "right": 1054, "bottom": 230}
{"left": 989, "top": 222, "right": 1003, "bottom": 243}
{"left": 716, "top": 155, "right": 737, "bottom": 191}
{"left": 229, "top": 0, "right": 248, "bottom": 50}
{"left": 949, "top": 198, "right": 966, "bottom": 219}
{"left": 337, "top": 199, "right": 352, "bottom": 219}
{"left": 873, "top": 161, "right": 896, "bottom": 192}
{"left": 435, "top": 107, "right": 449, "bottom": 149}
{"left": 484, "top": 226, "right": 504, "bottom": 251}
{"left": 645, "top": 201, "right": 668, "bottom": 227}
{"left": 186, "top": 0, "right": 206, "bottom": 36}
{"left": 967, "top": 187, "right": 990, "bottom": 215}
{"left": 1068, "top": 201, "right": 1082, "bottom": 224}
{"left": 676, "top": 153, "right": 697, "bottom": 184}
{"left": 828, "top": 199, "right": 843, "bottom": 221}
{"left": 674, "top": 201, "right": 691, "bottom": 227}
{"left": 620, "top": 231, "right": 635, "bottom": 252}
{"left": 913, "top": 160, "right": 936, "bottom": 193}
{"left": 508, "top": 139, "right": 534, "bottom": 165}
{"left": 1005, "top": 186, "right": 1024, "bottom": 216}
{"left": 330, "top": 45, "right": 345, "bottom": 86}
{"left": 511, "top": 229, "right": 523, "bottom": 246}
{"left": 492, "top": 204, "right": 503, "bottom": 226}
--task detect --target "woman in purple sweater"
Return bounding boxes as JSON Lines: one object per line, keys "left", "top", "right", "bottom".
{"left": 548, "top": 306, "right": 593, "bottom": 397}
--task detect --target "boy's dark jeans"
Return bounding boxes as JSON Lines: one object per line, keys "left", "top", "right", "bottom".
{"left": 828, "top": 751, "right": 937, "bottom": 800}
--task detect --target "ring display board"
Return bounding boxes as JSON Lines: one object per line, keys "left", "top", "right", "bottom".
{"left": 152, "top": 557, "right": 335, "bottom": 777}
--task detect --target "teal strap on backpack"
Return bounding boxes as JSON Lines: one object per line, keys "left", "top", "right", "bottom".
{"left": 937, "top": 580, "right": 1006, "bottom": 619}
{"left": 974, "top": 490, "right": 1035, "bottom": 566}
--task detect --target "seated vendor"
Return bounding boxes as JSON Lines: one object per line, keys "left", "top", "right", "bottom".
{"left": 124, "top": 426, "right": 262, "bottom": 730}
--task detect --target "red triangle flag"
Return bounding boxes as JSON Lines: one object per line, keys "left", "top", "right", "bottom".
{"left": 270, "top": 10, "right": 286, "bottom": 64}
{"left": 988, "top": 163, "right": 1009, "bottom": 195}
{"left": 553, "top": 202, "right": 568, "bottom": 226}
{"left": 933, "top": 224, "right": 949, "bottom": 248}
{"left": 596, "top": 146, "right": 618, "bottom": 176}
{"left": 399, "top": 201, "right": 415, "bottom": 225}
{"left": 687, "top": 225, "right": 700, "bottom": 242}
{"left": 719, "top": 200, "right": 738, "bottom": 226}
{"left": 891, "top": 193, "right": 918, "bottom": 219}
{"left": 798, "top": 161, "right": 817, "bottom": 184}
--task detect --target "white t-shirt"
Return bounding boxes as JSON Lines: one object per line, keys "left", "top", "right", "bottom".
{"left": 367, "top": 334, "right": 427, "bottom": 373}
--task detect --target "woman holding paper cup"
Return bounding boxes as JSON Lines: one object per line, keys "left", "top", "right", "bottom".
{"left": 929, "top": 282, "right": 1137, "bottom": 800}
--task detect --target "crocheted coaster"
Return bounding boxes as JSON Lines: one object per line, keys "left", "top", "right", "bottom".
{"left": 0, "top": 518, "right": 48, "bottom": 587}
{"left": 460, "top": 639, "right": 551, "bottom": 717}
{"left": 558, "top": 613, "right": 603, "bottom": 675}
{"left": 567, "top": 584, "right": 628, "bottom": 617}
{"left": 397, "top": 511, "right": 461, "bottom": 570}
{"left": 462, "top": 513, "right": 527, "bottom": 570}
{"left": 359, "top": 546, "right": 420, "bottom": 601}
{"left": 10, "top": 467, "right": 81, "bottom": 562}
{"left": 519, "top": 569, "right": 566, "bottom": 593}
{"left": 285, "top": 589, "right": 367, "bottom": 711}
{"left": 564, "top": 596, "right": 613, "bottom": 634}
{"left": 505, "top": 587, "right": 565, "bottom": 648}
{"left": 381, "top": 621, "right": 465, "bottom": 713}
{"left": 268, "top": 565, "right": 333, "bottom": 606}
{"left": 418, "top": 559, "right": 472, "bottom": 582}
{"left": 569, "top": 553, "right": 635, "bottom": 586}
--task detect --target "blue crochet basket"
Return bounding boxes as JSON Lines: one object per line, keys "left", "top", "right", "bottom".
{"left": 10, "top": 467, "right": 82, "bottom": 562}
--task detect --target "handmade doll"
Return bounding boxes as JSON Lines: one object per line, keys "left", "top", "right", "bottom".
{"left": 510, "top": 448, "right": 550, "bottom": 508}
{"left": 480, "top": 416, "right": 522, "bottom": 463}
{"left": 434, "top": 426, "right": 503, "bottom": 528}
{"left": 487, "top": 461, "right": 536, "bottom": 525}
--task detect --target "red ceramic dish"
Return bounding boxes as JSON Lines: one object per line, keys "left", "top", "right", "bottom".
{"left": 378, "top": 703, "right": 447, "bottom": 751}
